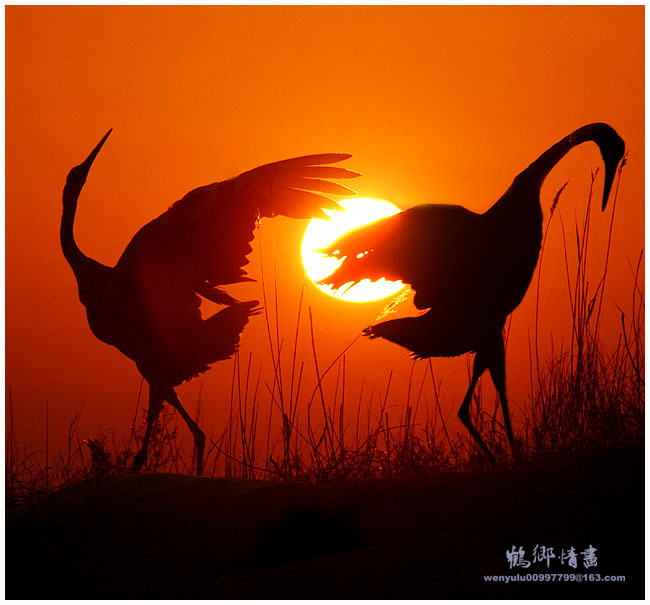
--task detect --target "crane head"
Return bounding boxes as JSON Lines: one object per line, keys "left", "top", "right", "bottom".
{"left": 64, "top": 129, "right": 112, "bottom": 201}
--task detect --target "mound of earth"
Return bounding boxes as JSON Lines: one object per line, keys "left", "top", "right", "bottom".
{"left": 6, "top": 444, "right": 643, "bottom": 598}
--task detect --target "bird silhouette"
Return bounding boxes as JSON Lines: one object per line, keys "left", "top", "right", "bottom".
{"left": 318, "top": 123, "right": 625, "bottom": 465}
{"left": 61, "top": 130, "right": 359, "bottom": 474}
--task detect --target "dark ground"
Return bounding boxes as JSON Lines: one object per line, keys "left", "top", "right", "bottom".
{"left": 6, "top": 443, "right": 644, "bottom": 599}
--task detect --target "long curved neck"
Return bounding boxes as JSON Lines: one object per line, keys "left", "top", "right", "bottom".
{"left": 60, "top": 194, "right": 83, "bottom": 266}
{"left": 61, "top": 188, "right": 100, "bottom": 279}
{"left": 486, "top": 122, "right": 625, "bottom": 225}
{"left": 526, "top": 123, "right": 625, "bottom": 210}
{"left": 60, "top": 187, "right": 109, "bottom": 302}
{"left": 60, "top": 129, "right": 113, "bottom": 284}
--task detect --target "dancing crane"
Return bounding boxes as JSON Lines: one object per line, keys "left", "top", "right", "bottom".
{"left": 318, "top": 123, "right": 625, "bottom": 465}
{"left": 61, "top": 130, "right": 359, "bottom": 474}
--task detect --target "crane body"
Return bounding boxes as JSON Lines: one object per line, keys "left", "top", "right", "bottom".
{"left": 61, "top": 131, "right": 359, "bottom": 474}
{"left": 319, "top": 123, "right": 625, "bottom": 464}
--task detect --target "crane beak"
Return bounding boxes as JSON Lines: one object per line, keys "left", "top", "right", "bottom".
{"left": 65, "top": 129, "right": 112, "bottom": 194}
{"left": 81, "top": 129, "right": 112, "bottom": 172}
{"left": 600, "top": 137, "right": 625, "bottom": 212}
{"left": 601, "top": 157, "right": 621, "bottom": 211}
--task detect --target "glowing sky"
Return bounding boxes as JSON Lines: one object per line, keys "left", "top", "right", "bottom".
{"left": 6, "top": 6, "right": 644, "bottom": 457}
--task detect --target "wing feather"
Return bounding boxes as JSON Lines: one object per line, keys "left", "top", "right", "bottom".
{"left": 115, "top": 153, "right": 359, "bottom": 323}
{"left": 318, "top": 204, "right": 489, "bottom": 312}
{"left": 274, "top": 177, "right": 357, "bottom": 196}
{"left": 290, "top": 166, "right": 361, "bottom": 179}
{"left": 262, "top": 186, "right": 344, "bottom": 219}
{"left": 252, "top": 152, "right": 353, "bottom": 167}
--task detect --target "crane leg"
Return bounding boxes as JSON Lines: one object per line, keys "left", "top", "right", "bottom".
{"left": 458, "top": 354, "right": 497, "bottom": 466}
{"left": 485, "top": 334, "right": 516, "bottom": 456}
{"left": 132, "top": 385, "right": 164, "bottom": 473}
{"left": 164, "top": 388, "right": 206, "bottom": 476}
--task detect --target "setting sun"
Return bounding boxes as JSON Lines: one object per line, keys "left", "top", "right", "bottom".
{"left": 301, "top": 198, "right": 405, "bottom": 302}
{"left": 5, "top": 6, "right": 644, "bottom": 598}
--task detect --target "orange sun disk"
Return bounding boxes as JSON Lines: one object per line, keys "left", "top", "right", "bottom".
{"left": 301, "top": 198, "right": 405, "bottom": 302}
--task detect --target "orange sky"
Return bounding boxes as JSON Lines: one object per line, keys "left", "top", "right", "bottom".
{"left": 6, "top": 6, "right": 644, "bottom": 459}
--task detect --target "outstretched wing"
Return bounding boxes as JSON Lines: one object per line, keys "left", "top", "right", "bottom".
{"left": 115, "top": 153, "right": 359, "bottom": 313}
{"left": 318, "top": 204, "right": 489, "bottom": 311}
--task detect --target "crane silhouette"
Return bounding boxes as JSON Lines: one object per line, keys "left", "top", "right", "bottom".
{"left": 61, "top": 130, "right": 359, "bottom": 474}
{"left": 318, "top": 123, "right": 625, "bottom": 465}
